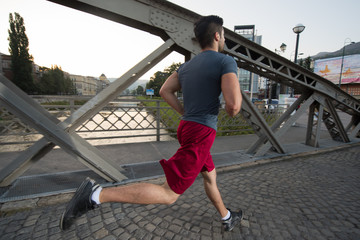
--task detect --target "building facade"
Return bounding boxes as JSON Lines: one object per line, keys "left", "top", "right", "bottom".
{"left": 234, "top": 26, "right": 262, "bottom": 99}
{"left": 69, "top": 74, "right": 98, "bottom": 95}
{"left": 98, "top": 73, "right": 110, "bottom": 94}
{"left": 1, "top": 52, "right": 112, "bottom": 96}
{"left": 1, "top": 52, "right": 42, "bottom": 83}
{"left": 1, "top": 53, "right": 13, "bottom": 80}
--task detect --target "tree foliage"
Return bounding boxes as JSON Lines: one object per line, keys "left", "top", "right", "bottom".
{"left": 298, "top": 56, "right": 314, "bottom": 72}
{"left": 146, "top": 62, "right": 181, "bottom": 96}
{"left": 36, "top": 65, "right": 76, "bottom": 95}
{"left": 8, "top": 12, "right": 34, "bottom": 93}
{"left": 136, "top": 85, "right": 144, "bottom": 95}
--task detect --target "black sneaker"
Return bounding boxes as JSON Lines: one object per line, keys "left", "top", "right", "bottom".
{"left": 60, "top": 177, "right": 100, "bottom": 230}
{"left": 222, "top": 209, "right": 243, "bottom": 232}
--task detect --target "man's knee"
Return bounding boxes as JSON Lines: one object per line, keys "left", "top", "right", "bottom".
{"left": 162, "top": 182, "right": 180, "bottom": 205}
{"left": 165, "top": 193, "right": 179, "bottom": 205}
{"left": 201, "top": 169, "right": 217, "bottom": 184}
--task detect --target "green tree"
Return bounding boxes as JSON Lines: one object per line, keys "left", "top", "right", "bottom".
{"left": 8, "top": 12, "right": 34, "bottom": 93}
{"left": 146, "top": 62, "right": 181, "bottom": 96}
{"left": 37, "top": 65, "right": 75, "bottom": 95}
{"left": 136, "top": 85, "right": 144, "bottom": 95}
{"left": 298, "top": 56, "right": 314, "bottom": 72}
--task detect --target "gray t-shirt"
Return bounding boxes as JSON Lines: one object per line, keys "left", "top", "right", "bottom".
{"left": 177, "top": 50, "right": 238, "bottom": 130}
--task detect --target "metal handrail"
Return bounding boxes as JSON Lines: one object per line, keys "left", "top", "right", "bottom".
{"left": 0, "top": 96, "right": 286, "bottom": 149}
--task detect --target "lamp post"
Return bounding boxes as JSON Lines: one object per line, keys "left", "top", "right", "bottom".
{"left": 293, "top": 23, "right": 305, "bottom": 64}
{"left": 290, "top": 51, "right": 304, "bottom": 62}
{"left": 339, "top": 38, "right": 355, "bottom": 88}
{"left": 289, "top": 23, "right": 305, "bottom": 97}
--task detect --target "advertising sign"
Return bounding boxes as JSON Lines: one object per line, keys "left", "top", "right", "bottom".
{"left": 146, "top": 89, "right": 154, "bottom": 96}
{"left": 314, "top": 54, "right": 360, "bottom": 85}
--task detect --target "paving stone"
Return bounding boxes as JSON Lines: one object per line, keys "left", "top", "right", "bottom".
{"left": 101, "top": 235, "right": 117, "bottom": 240}
{"left": 93, "top": 228, "right": 108, "bottom": 239}
{"left": 90, "top": 222, "right": 104, "bottom": 232}
{"left": 144, "top": 223, "right": 156, "bottom": 232}
{"left": 0, "top": 145, "right": 359, "bottom": 239}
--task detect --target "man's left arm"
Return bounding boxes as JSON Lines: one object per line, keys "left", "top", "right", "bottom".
{"left": 159, "top": 72, "right": 184, "bottom": 115}
{"left": 221, "top": 72, "right": 242, "bottom": 117}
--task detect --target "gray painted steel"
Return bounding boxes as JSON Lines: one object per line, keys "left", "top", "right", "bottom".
{"left": 0, "top": 0, "right": 359, "bottom": 186}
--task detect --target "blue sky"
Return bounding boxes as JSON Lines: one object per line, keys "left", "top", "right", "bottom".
{"left": 1, "top": 0, "right": 359, "bottom": 80}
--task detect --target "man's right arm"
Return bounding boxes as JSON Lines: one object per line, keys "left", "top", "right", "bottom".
{"left": 159, "top": 72, "right": 184, "bottom": 116}
{"left": 221, "top": 72, "right": 242, "bottom": 117}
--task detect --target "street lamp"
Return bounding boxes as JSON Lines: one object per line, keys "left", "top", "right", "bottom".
{"left": 275, "top": 43, "right": 287, "bottom": 54}
{"left": 339, "top": 38, "right": 355, "bottom": 88}
{"left": 288, "top": 23, "right": 305, "bottom": 97}
{"left": 293, "top": 23, "right": 305, "bottom": 64}
{"left": 280, "top": 43, "right": 287, "bottom": 52}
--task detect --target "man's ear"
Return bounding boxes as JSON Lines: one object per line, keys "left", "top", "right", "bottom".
{"left": 214, "top": 32, "right": 220, "bottom": 42}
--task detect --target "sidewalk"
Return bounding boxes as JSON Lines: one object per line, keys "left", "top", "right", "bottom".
{"left": 0, "top": 124, "right": 359, "bottom": 239}
{"left": 0, "top": 125, "right": 334, "bottom": 201}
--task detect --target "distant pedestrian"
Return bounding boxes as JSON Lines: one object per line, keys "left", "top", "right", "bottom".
{"left": 60, "top": 15, "right": 243, "bottom": 232}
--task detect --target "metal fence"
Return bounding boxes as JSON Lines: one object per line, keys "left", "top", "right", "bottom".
{"left": 0, "top": 96, "right": 288, "bottom": 151}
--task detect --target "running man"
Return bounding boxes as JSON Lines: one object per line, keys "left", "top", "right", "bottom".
{"left": 60, "top": 15, "right": 243, "bottom": 232}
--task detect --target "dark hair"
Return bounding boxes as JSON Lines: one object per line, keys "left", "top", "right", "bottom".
{"left": 194, "top": 15, "right": 223, "bottom": 49}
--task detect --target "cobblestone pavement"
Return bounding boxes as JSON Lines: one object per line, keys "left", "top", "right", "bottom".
{"left": 0, "top": 145, "right": 359, "bottom": 240}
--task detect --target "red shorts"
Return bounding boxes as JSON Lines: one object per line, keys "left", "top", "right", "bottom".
{"left": 160, "top": 120, "right": 216, "bottom": 194}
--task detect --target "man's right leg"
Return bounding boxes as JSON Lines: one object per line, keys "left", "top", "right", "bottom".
{"left": 60, "top": 179, "right": 179, "bottom": 230}
{"left": 100, "top": 181, "right": 180, "bottom": 205}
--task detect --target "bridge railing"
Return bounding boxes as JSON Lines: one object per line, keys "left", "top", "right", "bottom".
{"left": 0, "top": 96, "right": 288, "bottom": 151}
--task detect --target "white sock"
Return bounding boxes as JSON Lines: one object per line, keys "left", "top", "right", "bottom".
{"left": 91, "top": 186, "right": 103, "bottom": 205}
{"left": 221, "top": 210, "right": 231, "bottom": 220}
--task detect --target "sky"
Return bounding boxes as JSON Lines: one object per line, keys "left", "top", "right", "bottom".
{"left": 1, "top": 0, "right": 359, "bottom": 81}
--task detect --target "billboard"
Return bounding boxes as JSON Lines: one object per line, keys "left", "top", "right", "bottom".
{"left": 146, "top": 89, "right": 154, "bottom": 96}
{"left": 314, "top": 54, "right": 360, "bottom": 85}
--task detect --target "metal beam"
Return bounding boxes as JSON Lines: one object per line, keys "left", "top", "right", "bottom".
{"left": 349, "top": 121, "right": 360, "bottom": 139}
{"left": 0, "top": 79, "right": 127, "bottom": 183}
{"left": 312, "top": 92, "right": 350, "bottom": 143}
{"left": 247, "top": 93, "right": 310, "bottom": 154}
{"left": 48, "top": 0, "right": 360, "bottom": 145}
{"left": 323, "top": 98, "right": 350, "bottom": 142}
{"left": 347, "top": 116, "right": 360, "bottom": 139}
{"left": 60, "top": 39, "right": 176, "bottom": 131}
{"left": 47, "top": 0, "right": 360, "bottom": 118}
{"left": 240, "top": 90, "right": 285, "bottom": 155}
{"left": 1, "top": 0, "right": 359, "bottom": 187}
{"left": 223, "top": 31, "right": 360, "bottom": 116}
{"left": 305, "top": 101, "right": 323, "bottom": 147}
{"left": 255, "top": 95, "right": 315, "bottom": 156}
{"left": 0, "top": 39, "right": 176, "bottom": 186}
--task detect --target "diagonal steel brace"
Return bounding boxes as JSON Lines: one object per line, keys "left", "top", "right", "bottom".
{"left": 240, "top": 90, "right": 285, "bottom": 155}
{"left": 0, "top": 80, "right": 127, "bottom": 183}
{"left": 247, "top": 93, "right": 310, "bottom": 154}
{"left": 254, "top": 95, "right": 316, "bottom": 156}
{"left": 0, "top": 39, "right": 176, "bottom": 186}
{"left": 305, "top": 101, "right": 324, "bottom": 148}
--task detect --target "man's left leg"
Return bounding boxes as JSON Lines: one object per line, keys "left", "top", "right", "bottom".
{"left": 201, "top": 169, "right": 243, "bottom": 231}
{"left": 201, "top": 169, "right": 228, "bottom": 217}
